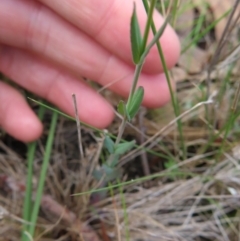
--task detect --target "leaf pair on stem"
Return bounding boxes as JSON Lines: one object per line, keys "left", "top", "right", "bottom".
{"left": 92, "top": 2, "right": 170, "bottom": 200}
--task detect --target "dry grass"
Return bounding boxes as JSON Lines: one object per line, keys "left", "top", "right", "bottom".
{"left": 99, "top": 151, "right": 240, "bottom": 241}
{"left": 1, "top": 0, "right": 240, "bottom": 240}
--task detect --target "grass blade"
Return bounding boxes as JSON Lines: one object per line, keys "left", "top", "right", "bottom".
{"left": 21, "top": 105, "right": 45, "bottom": 241}
{"left": 28, "top": 111, "right": 58, "bottom": 238}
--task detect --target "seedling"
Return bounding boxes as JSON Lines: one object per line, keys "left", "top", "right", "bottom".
{"left": 91, "top": 1, "right": 170, "bottom": 201}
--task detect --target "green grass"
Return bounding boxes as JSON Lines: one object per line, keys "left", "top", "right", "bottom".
{"left": 21, "top": 110, "right": 58, "bottom": 241}
{"left": 21, "top": 105, "right": 45, "bottom": 241}
{"left": 16, "top": 1, "right": 240, "bottom": 240}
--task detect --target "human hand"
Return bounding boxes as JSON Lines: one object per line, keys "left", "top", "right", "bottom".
{"left": 0, "top": 0, "right": 180, "bottom": 142}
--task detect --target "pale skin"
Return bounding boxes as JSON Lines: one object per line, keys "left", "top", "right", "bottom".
{"left": 0, "top": 0, "right": 180, "bottom": 142}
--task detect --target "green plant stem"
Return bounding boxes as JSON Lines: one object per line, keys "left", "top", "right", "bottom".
{"left": 140, "top": 0, "right": 156, "bottom": 53}
{"left": 113, "top": 14, "right": 170, "bottom": 165}
{"left": 115, "top": 118, "right": 127, "bottom": 146}
{"left": 119, "top": 179, "right": 129, "bottom": 241}
{"left": 73, "top": 170, "right": 197, "bottom": 197}
{"left": 28, "top": 98, "right": 101, "bottom": 132}
{"left": 109, "top": 16, "right": 171, "bottom": 169}
{"left": 107, "top": 117, "right": 127, "bottom": 165}
{"left": 113, "top": 16, "right": 169, "bottom": 152}
{"left": 142, "top": 0, "right": 186, "bottom": 158}
{"left": 181, "top": 9, "right": 230, "bottom": 54}
{"left": 127, "top": 15, "right": 169, "bottom": 111}
{"left": 28, "top": 111, "right": 58, "bottom": 238}
{"left": 126, "top": 63, "right": 144, "bottom": 109}
{"left": 216, "top": 82, "right": 240, "bottom": 160}
{"left": 171, "top": 0, "right": 180, "bottom": 26}
{"left": 21, "top": 105, "right": 45, "bottom": 241}
{"left": 114, "top": 15, "right": 169, "bottom": 156}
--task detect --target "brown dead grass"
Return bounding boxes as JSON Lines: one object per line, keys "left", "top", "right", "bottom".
{"left": 1, "top": 0, "right": 240, "bottom": 240}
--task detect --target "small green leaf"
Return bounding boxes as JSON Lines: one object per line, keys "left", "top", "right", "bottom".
{"left": 92, "top": 164, "right": 122, "bottom": 182}
{"left": 91, "top": 165, "right": 123, "bottom": 203}
{"left": 103, "top": 136, "right": 115, "bottom": 154}
{"left": 114, "top": 140, "right": 136, "bottom": 156}
{"left": 117, "top": 100, "right": 125, "bottom": 116}
{"left": 127, "top": 86, "right": 144, "bottom": 120}
{"left": 102, "top": 164, "right": 122, "bottom": 182}
{"left": 117, "top": 100, "right": 131, "bottom": 121}
{"left": 107, "top": 154, "right": 120, "bottom": 167}
{"left": 130, "top": 3, "right": 143, "bottom": 64}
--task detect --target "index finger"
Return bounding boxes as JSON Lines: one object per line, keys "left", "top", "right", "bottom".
{"left": 37, "top": 0, "right": 180, "bottom": 74}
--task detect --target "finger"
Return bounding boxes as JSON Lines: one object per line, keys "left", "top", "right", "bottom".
{"left": 0, "top": 0, "right": 122, "bottom": 86}
{"left": 0, "top": 41, "right": 173, "bottom": 110}
{"left": 0, "top": 45, "right": 115, "bottom": 129}
{"left": 0, "top": 0, "right": 180, "bottom": 76}
{"left": 38, "top": 0, "right": 181, "bottom": 74}
{"left": 0, "top": 0, "right": 174, "bottom": 108}
{"left": 0, "top": 81, "right": 43, "bottom": 142}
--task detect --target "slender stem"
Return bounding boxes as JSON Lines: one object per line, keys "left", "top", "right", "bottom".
{"left": 127, "top": 15, "right": 169, "bottom": 110}
{"left": 141, "top": 0, "right": 157, "bottom": 53}
{"left": 114, "top": 10, "right": 170, "bottom": 156}
{"left": 181, "top": 10, "right": 230, "bottom": 54}
{"left": 21, "top": 105, "right": 45, "bottom": 241}
{"left": 126, "top": 63, "right": 143, "bottom": 108}
{"left": 113, "top": 1, "right": 170, "bottom": 155}
{"left": 171, "top": 0, "right": 180, "bottom": 26}
{"left": 140, "top": 16, "right": 170, "bottom": 61}
{"left": 142, "top": 0, "right": 186, "bottom": 158}
{"left": 72, "top": 94, "right": 84, "bottom": 160}
{"left": 28, "top": 111, "right": 58, "bottom": 238}
{"left": 107, "top": 117, "right": 127, "bottom": 166}
{"left": 115, "top": 118, "right": 127, "bottom": 146}
{"left": 28, "top": 98, "right": 102, "bottom": 133}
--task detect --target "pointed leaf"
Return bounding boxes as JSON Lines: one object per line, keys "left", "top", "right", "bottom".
{"left": 114, "top": 140, "right": 136, "bottom": 156}
{"left": 103, "top": 136, "right": 115, "bottom": 154}
{"left": 117, "top": 100, "right": 131, "bottom": 121}
{"left": 127, "top": 86, "right": 144, "bottom": 120}
{"left": 130, "top": 3, "right": 142, "bottom": 64}
{"left": 117, "top": 100, "right": 131, "bottom": 120}
{"left": 109, "top": 154, "right": 120, "bottom": 167}
{"left": 117, "top": 100, "right": 125, "bottom": 116}
{"left": 102, "top": 164, "right": 122, "bottom": 182}
{"left": 92, "top": 164, "right": 122, "bottom": 182}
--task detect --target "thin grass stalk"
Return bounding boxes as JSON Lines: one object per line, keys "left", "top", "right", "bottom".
{"left": 159, "top": 0, "right": 166, "bottom": 16}
{"left": 202, "top": 2, "right": 239, "bottom": 148}
{"left": 192, "top": 6, "right": 207, "bottom": 40}
{"left": 28, "top": 98, "right": 101, "bottom": 132}
{"left": 72, "top": 94, "right": 84, "bottom": 160}
{"left": 140, "top": 0, "right": 157, "bottom": 53}
{"left": 208, "top": 0, "right": 240, "bottom": 68}
{"left": 118, "top": 180, "right": 129, "bottom": 241}
{"left": 170, "top": 0, "right": 179, "bottom": 26}
{"left": 181, "top": 10, "right": 230, "bottom": 54}
{"left": 109, "top": 185, "right": 121, "bottom": 241}
{"left": 205, "top": 3, "right": 238, "bottom": 141}
{"left": 142, "top": 0, "right": 186, "bottom": 158}
{"left": 125, "top": 63, "right": 143, "bottom": 112}
{"left": 216, "top": 83, "right": 240, "bottom": 160}
{"left": 200, "top": 101, "right": 240, "bottom": 156}
{"left": 212, "top": 65, "right": 233, "bottom": 135}
{"left": 28, "top": 111, "right": 58, "bottom": 238}
{"left": 21, "top": 105, "right": 45, "bottom": 241}
{"left": 74, "top": 170, "right": 196, "bottom": 197}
